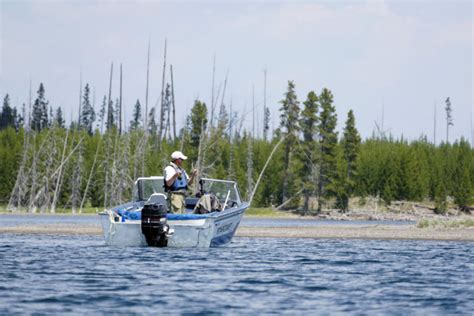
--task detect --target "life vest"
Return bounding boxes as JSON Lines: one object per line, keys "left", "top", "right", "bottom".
{"left": 164, "top": 164, "right": 188, "bottom": 192}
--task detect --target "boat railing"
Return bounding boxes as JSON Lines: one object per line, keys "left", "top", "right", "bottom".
{"left": 133, "top": 176, "right": 243, "bottom": 206}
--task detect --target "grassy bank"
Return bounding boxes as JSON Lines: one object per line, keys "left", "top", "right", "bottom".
{"left": 0, "top": 205, "right": 99, "bottom": 215}
{"left": 244, "top": 208, "right": 295, "bottom": 217}
{"left": 416, "top": 219, "right": 474, "bottom": 229}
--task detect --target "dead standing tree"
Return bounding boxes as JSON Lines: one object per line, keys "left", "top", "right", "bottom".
{"left": 104, "top": 62, "right": 114, "bottom": 209}
{"left": 170, "top": 64, "right": 177, "bottom": 140}
{"left": 157, "top": 39, "right": 167, "bottom": 146}
{"left": 8, "top": 118, "right": 33, "bottom": 211}
{"left": 210, "top": 54, "right": 216, "bottom": 128}
{"left": 141, "top": 40, "right": 151, "bottom": 177}
{"left": 119, "top": 63, "right": 123, "bottom": 135}
{"left": 80, "top": 135, "right": 101, "bottom": 213}
{"left": 50, "top": 128, "right": 69, "bottom": 213}
{"left": 70, "top": 140, "right": 84, "bottom": 214}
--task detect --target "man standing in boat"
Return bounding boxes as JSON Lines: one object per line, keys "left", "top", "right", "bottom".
{"left": 164, "top": 151, "right": 197, "bottom": 213}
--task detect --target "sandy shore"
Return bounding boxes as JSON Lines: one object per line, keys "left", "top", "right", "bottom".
{"left": 1, "top": 222, "right": 473, "bottom": 241}
{"left": 237, "top": 226, "right": 474, "bottom": 241}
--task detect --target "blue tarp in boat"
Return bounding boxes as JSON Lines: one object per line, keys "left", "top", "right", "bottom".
{"left": 116, "top": 209, "right": 214, "bottom": 221}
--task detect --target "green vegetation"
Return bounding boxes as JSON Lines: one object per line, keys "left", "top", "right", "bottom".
{"left": 417, "top": 218, "right": 474, "bottom": 229}
{"left": 245, "top": 208, "right": 293, "bottom": 217}
{"left": 0, "top": 81, "right": 472, "bottom": 214}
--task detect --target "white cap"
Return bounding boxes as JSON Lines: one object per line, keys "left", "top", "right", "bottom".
{"left": 171, "top": 151, "right": 188, "bottom": 160}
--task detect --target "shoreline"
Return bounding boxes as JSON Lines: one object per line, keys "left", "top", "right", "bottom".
{"left": 1, "top": 222, "right": 473, "bottom": 242}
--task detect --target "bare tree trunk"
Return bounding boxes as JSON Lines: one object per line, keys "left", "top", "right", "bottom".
{"left": 47, "top": 137, "right": 84, "bottom": 181}
{"left": 252, "top": 85, "right": 255, "bottom": 137}
{"left": 228, "top": 143, "right": 235, "bottom": 180}
{"left": 195, "top": 121, "right": 206, "bottom": 189}
{"left": 78, "top": 71, "right": 82, "bottom": 126}
{"left": 142, "top": 41, "right": 151, "bottom": 177}
{"left": 210, "top": 54, "right": 216, "bottom": 128}
{"left": 246, "top": 137, "right": 254, "bottom": 201}
{"left": 119, "top": 63, "right": 123, "bottom": 135}
{"left": 107, "top": 62, "right": 114, "bottom": 129}
{"left": 27, "top": 135, "right": 39, "bottom": 213}
{"left": 158, "top": 38, "right": 167, "bottom": 144}
{"left": 117, "top": 133, "right": 131, "bottom": 204}
{"left": 109, "top": 129, "right": 120, "bottom": 206}
{"left": 165, "top": 84, "right": 171, "bottom": 141}
{"left": 229, "top": 100, "right": 233, "bottom": 141}
{"left": 104, "top": 63, "right": 114, "bottom": 208}
{"left": 134, "top": 131, "right": 147, "bottom": 179}
{"left": 277, "top": 188, "right": 304, "bottom": 210}
{"left": 433, "top": 102, "right": 436, "bottom": 145}
{"left": 104, "top": 133, "right": 111, "bottom": 209}
{"left": 218, "top": 70, "right": 228, "bottom": 129}
{"left": 42, "top": 132, "right": 58, "bottom": 213}
{"left": 170, "top": 65, "right": 177, "bottom": 140}
{"left": 263, "top": 67, "right": 267, "bottom": 141}
{"left": 144, "top": 39, "right": 150, "bottom": 130}
{"left": 51, "top": 128, "right": 69, "bottom": 213}
{"left": 71, "top": 141, "right": 84, "bottom": 214}
{"left": 80, "top": 138, "right": 101, "bottom": 213}
{"left": 8, "top": 122, "right": 32, "bottom": 211}
{"left": 28, "top": 78, "right": 32, "bottom": 129}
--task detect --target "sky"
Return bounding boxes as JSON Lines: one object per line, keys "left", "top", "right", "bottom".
{"left": 1, "top": 0, "right": 472, "bottom": 143}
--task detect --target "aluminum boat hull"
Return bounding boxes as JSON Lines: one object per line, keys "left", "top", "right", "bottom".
{"left": 99, "top": 203, "right": 248, "bottom": 248}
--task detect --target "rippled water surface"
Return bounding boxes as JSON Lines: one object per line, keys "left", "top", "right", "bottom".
{"left": 1, "top": 217, "right": 473, "bottom": 314}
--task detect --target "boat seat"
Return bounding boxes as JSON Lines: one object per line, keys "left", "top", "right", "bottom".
{"left": 146, "top": 193, "right": 168, "bottom": 207}
{"left": 185, "top": 197, "right": 200, "bottom": 210}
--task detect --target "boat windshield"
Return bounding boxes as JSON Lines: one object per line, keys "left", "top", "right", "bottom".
{"left": 133, "top": 177, "right": 242, "bottom": 205}
{"left": 133, "top": 177, "right": 166, "bottom": 201}
{"left": 199, "top": 178, "right": 242, "bottom": 205}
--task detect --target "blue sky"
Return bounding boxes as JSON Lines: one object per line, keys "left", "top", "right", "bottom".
{"left": 1, "top": 0, "right": 472, "bottom": 143}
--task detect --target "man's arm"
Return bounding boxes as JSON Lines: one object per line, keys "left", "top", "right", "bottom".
{"left": 165, "top": 167, "right": 180, "bottom": 188}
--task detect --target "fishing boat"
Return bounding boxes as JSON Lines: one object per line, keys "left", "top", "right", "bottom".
{"left": 98, "top": 177, "right": 249, "bottom": 248}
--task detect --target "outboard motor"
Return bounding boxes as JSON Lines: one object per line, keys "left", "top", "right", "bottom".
{"left": 141, "top": 194, "right": 171, "bottom": 247}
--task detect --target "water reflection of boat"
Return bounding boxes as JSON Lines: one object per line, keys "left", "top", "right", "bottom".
{"left": 99, "top": 177, "right": 249, "bottom": 248}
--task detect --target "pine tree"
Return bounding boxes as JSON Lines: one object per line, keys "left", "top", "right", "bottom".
{"left": 217, "top": 100, "right": 229, "bottom": 136}
{"left": 148, "top": 107, "right": 157, "bottom": 135}
{"left": 80, "top": 83, "right": 96, "bottom": 134}
{"left": 31, "top": 83, "right": 49, "bottom": 131}
{"left": 106, "top": 98, "right": 115, "bottom": 131}
{"left": 263, "top": 107, "right": 270, "bottom": 141}
{"left": 335, "top": 110, "right": 361, "bottom": 211}
{"left": 130, "top": 99, "right": 142, "bottom": 131}
{"left": 445, "top": 97, "right": 453, "bottom": 143}
{"left": 317, "top": 88, "right": 338, "bottom": 212}
{"left": 98, "top": 96, "right": 107, "bottom": 132}
{"left": 13, "top": 106, "right": 23, "bottom": 131}
{"left": 343, "top": 111, "right": 361, "bottom": 179}
{"left": 189, "top": 100, "right": 208, "bottom": 149}
{"left": 55, "top": 107, "right": 65, "bottom": 128}
{"left": 299, "top": 91, "right": 319, "bottom": 214}
{"left": 0, "top": 94, "right": 15, "bottom": 129}
{"left": 279, "top": 81, "right": 300, "bottom": 205}
{"left": 453, "top": 138, "right": 473, "bottom": 212}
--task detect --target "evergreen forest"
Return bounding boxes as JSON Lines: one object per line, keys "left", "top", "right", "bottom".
{"left": 0, "top": 81, "right": 473, "bottom": 214}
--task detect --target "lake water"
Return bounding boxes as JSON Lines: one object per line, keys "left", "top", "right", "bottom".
{"left": 1, "top": 215, "right": 473, "bottom": 314}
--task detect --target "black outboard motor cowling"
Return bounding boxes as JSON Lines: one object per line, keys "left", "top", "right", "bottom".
{"left": 141, "top": 200, "right": 169, "bottom": 247}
